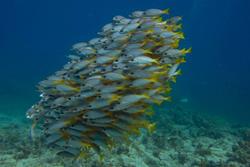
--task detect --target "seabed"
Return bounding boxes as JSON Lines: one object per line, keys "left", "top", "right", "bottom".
{"left": 0, "top": 104, "right": 249, "bottom": 167}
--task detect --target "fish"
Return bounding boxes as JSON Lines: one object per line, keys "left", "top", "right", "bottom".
{"left": 103, "top": 72, "right": 126, "bottom": 81}
{"left": 126, "top": 48, "right": 152, "bottom": 57}
{"left": 96, "top": 55, "right": 116, "bottom": 64}
{"left": 72, "top": 42, "right": 88, "bottom": 52}
{"left": 120, "top": 94, "right": 150, "bottom": 105}
{"left": 27, "top": 8, "right": 190, "bottom": 159}
{"left": 145, "top": 9, "right": 169, "bottom": 17}
{"left": 130, "top": 11, "right": 144, "bottom": 18}
{"left": 130, "top": 56, "right": 158, "bottom": 66}
{"left": 78, "top": 47, "right": 96, "bottom": 56}
{"left": 121, "top": 23, "right": 140, "bottom": 33}
{"left": 168, "top": 63, "right": 181, "bottom": 78}
{"left": 102, "top": 23, "right": 113, "bottom": 33}
{"left": 113, "top": 15, "right": 125, "bottom": 22}
{"left": 131, "top": 78, "right": 157, "bottom": 87}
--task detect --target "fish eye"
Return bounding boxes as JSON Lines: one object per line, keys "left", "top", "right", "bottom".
{"left": 130, "top": 72, "right": 134, "bottom": 75}
{"left": 94, "top": 60, "right": 97, "bottom": 63}
{"left": 115, "top": 59, "right": 119, "bottom": 62}
{"left": 97, "top": 89, "right": 101, "bottom": 92}
{"left": 137, "top": 26, "right": 141, "bottom": 29}
{"left": 88, "top": 105, "right": 92, "bottom": 108}
{"left": 104, "top": 46, "right": 108, "bottom": 49}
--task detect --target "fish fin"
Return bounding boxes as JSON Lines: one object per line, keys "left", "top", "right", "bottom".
{"left": 76, "top": 151, "right": 89, "bottom": 160}
{"left": 154, "top": 16, "right": 163, "bottom": 22}
{"left": 143, "top": 49, "right": 153, "bottom": 54}
{"left": 52, "top": 79, "right": 65, "bottom": 85}
{"left": 145, "top": 107, "right": 154, "bottom": 116}
{"left": 176, "top": 32, "right": 185, "bottom": 39}
{"left": 109, "top": 94, "right": 121, "bottom": 103}
{"left": 164, "top": 96, "right": 172, "bottom": 102}
{"left": 147, "top": 123, "right": 156, "bottom": 134}
{"left": 163, "top": 8, "right": 170, "bottom": 14}
{"left": 170, "top": 40, "right": 180, "bottom": 48}
{"left": 30, "top": 121, "right": 37, "bottom": 142}
{"left": 175, "top": 57, "right": 186, "bottom": 64}
{"left": 181, "top": 47, "right": 192, "bottom": 54}
{"left": 165, "top": 87, "right": 172, "bottom": 94}
{"left": 171, "top": 76, "right": 177, "bottom": 83}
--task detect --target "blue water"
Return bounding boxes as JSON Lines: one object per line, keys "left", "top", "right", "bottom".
{"left": 0, "top": 0, "right": 249, "bottom": 124}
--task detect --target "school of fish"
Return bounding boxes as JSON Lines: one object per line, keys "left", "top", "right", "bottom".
{"left": 26, "top": 8, "right": 191, "bottom": 159}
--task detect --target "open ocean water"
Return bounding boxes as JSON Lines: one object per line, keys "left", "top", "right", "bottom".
{"left": 0, "top": 0, "right": 250, "bottom": 167}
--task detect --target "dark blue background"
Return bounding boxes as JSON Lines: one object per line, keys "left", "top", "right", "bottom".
{"left": 0, "top": 0, "right": 249, "bottom": 123}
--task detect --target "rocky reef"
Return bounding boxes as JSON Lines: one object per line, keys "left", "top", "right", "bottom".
{"left": 0, "top": 104, "right": 249, "bottom": 167}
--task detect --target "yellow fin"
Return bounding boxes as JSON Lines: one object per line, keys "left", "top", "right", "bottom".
{"left": 154, "top": 16, "right": 163, "bottom": 22}
{"left": 145, "top": 29, "right": 154, "bottom": 34}
{"left": 180, "top": 48, "right": 192, "bottom": 55}
{"left": 163, "top": 8, "right": 170, "bottom": 14}
{"left": 170, "top": 40, "right": 180, "bottom": 48}
{"left": 98, "top": 153, "right": 104, "bottom": 162}
{"left": 171, "top": 76, "right": 177, "bottom": 83}
{"left": 175, "top": 24, "right": 182, "bottom": 30}
{"left": 76, "top": 151, "right": 89, "bottom": 160}
{"left": 176, "top": 57, "right": 186, "bottom": 64}
{"left": 146, "top": 78, "right": 157, "bottom": 84}
{"left": 145, "top": 107, "right": 154, "bottom": 116}
{"left": 147, "top": 123, "right": 156, "bottom": 134}
{"left": 109, "top": 94, "right": 121, "bottom": 103}
{"left": 52, "top": 79, "right": 65, "bottom": 85}
{"left": 176, "top": 32, "right": 185, "bottom": 39}
{"left": 164, "top": 96, "right": 172, "bottom": 102}
{"left": 143, "top": 49, "right": 153, "bottom": 54}
{"left": 165, "top": 87, "right": 172, "bottom": 94}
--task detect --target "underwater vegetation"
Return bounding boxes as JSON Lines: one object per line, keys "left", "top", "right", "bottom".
{"left": 26, "top": 8, "right": 191, "bottom": 159}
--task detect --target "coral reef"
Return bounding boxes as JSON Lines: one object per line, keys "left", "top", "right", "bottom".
{"left": 0, "top": 106, "right": 249, "bottom": 166}
{"left": 228, "top": 127, "right": 250, "bottom": 166}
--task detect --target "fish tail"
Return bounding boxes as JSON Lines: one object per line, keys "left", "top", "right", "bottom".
{"left": 30, "top": 121, "right": 37, "bottom": 142}
{"left": 163, "top": 8, "right": 170, "bottom": 14}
